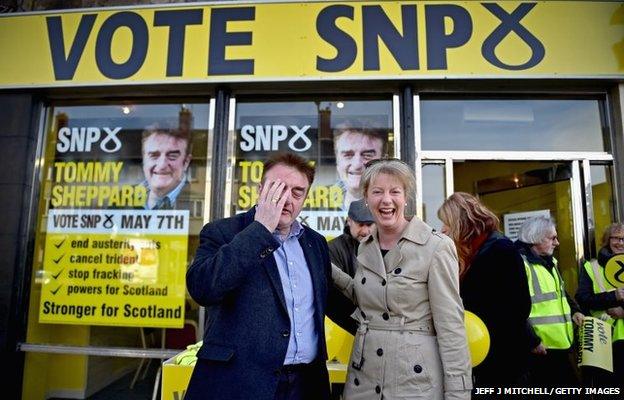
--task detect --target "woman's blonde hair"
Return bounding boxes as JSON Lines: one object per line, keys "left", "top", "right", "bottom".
{"left": 438, "top": 192, "right": 499, "bottom": 273}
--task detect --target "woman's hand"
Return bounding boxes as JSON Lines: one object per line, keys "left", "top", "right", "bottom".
{"left": 607, "top": 307, "right": 624, "bottom": 319}
{"left": 531, "top": 343, "right": 547, "bottom": 355}
{"left": 572, "top": 312, "right": 585, "bottom": 327}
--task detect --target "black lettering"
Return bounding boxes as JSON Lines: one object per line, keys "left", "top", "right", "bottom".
{"left": 95, "top": 12, "right": 148, "bottom": 79}
{"left": 614, "top": 260, "right": 624, "bottom": 283}
{"left": 481, "top": 3, "right": 545, "bottom": 70}
{"left": 316, "top": 5, "right": 356, "bottom": 72}
{"left": 425, "top": 5, "right": 472, "bottom": 70}
{"left": 154, "top": 9, "right": 203, "bottom": 77}
{"left": 46, "top": 14, "right": 97, "bottom": 80}
{"left": 362, "top": 5, "right": 418, "bottom": 71}
{"left": 208, "top": 7, "right": 255, "bottom": 75}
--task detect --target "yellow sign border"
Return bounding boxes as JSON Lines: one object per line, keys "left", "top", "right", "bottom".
{"left": 0, "top": 0, "right": 622, "bottom": 88}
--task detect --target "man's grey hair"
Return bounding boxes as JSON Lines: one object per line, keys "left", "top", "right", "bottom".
{"left": 518, "top": 216, "right": 556, "bottom": 244}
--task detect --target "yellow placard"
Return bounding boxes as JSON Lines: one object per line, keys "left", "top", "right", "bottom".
{"left": 0, "top": 1, "right": 622, "bottom": 88}
{"left": 39, "top": 209, "right": 188, "bottom": 328}
{"left": 162, "top": 356, "right": 194, "bottom": 400}
{"left": 578, "top": 316, "right": 613, "bottom": 372}
{"left": 604, "top": 254, "right": 624, "bottom": 288}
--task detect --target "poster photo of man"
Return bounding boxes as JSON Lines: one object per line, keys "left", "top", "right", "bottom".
{"left": 141, "top": 124, "right": 192, "bottom": 210}
{"left": 333, "top": 120, "right": 388, "bottom": 211}
{"left": 232, "top": 99, "right": 394, "bottom": 238}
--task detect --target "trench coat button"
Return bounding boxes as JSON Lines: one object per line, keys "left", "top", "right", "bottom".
{"left": 414, "top": 364, "right": 423, "bottom": 373}
{"left": 354, "top": 378, "right": 360, "bottom": 386}
{"left": 281, "top": 330, "right": 290, "bottom": 337}
{"left": 360, "top": 310, "right": 366, "bottom": 319}
{"left": 394, "top": 268, "right": 402, "bottom": 274}
{"left": 376, "top": 348, "right": 383, "bottom": 356}
{"left": 382, "top": 312, "right": 389, "bottom": 320}
{"left": 375, "top": 385, "right": 381, "bottom": 394}
{"left": 361, "top": 277, "right": 366, "bottom": 284}
{"left": 381, "top": 279, "right": 386, "bottom": 286}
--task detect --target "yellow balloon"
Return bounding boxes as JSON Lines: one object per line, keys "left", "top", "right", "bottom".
{"left": 464, "top": 310, "right": 490, "bottom": 367}
{"left": 324, "top": 317, "right": 354, "bottom": 364}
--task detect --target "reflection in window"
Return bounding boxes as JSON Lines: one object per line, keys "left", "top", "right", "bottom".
{"left": 421, "top": 99, "right": 605, "bottom": 152}
{"left": 23, "top": 103, "right": 210, "bottom": 399}
{"left": 422, "top": 163, "right": 446, "bottom": 231}
{"left": 233, "top": 99, "right": 395, "bottom": 238}
{"left": 590, "top": 165, "right": 616, "bottom": 254}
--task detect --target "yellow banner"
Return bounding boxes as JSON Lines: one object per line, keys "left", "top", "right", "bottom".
{"left": 0, "top": 1, "right": 622, "bottom": 88}
{"left": 578, "top": 316, "right": 613, "bottom": 372}
{"left": 39, "top": 209, "right": 188, "bottom": 328}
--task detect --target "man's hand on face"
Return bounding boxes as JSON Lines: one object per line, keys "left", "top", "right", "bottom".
{"left": 255, "top": 179, "right": 289, "bottom": 233}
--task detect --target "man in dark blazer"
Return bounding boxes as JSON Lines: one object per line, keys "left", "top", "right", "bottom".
{"left": 185, "top": 153, "right": 354, "bottom": 400}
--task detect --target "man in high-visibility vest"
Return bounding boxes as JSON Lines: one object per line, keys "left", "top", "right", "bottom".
{"left": 516, "top": 216, "right": 584, "bottom": 386}
{"left": 576, "top": 222, "right": 624, "bottom": 387}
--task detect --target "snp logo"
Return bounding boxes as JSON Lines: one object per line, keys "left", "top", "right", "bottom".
{"left": 56, "top": 127, "right": 122, "bottom": 153}
{"left": 239, "top": 125, "right": 312, "bottom": 152}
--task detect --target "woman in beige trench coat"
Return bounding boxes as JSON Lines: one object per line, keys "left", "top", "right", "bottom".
{"left": 332, "top": 159, "right": 472, "bottom": 400}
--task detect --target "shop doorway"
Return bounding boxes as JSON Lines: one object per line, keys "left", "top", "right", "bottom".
{"left": 422, "top": 160, "right": 585, "bottom": 294}
{"left": 457, "top": 161, "right": 580, "bottom": 292}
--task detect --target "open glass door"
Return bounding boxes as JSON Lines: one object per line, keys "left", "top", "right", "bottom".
{"left": 451, "top": 160, "right": 584, "bottom": 294}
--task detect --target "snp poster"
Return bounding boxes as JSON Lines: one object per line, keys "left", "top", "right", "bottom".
{"left": 233, "top": 100, "right": 395, "bottom": 238}
{"left": 37, "top": 104, "right": 208, "bottom": 328}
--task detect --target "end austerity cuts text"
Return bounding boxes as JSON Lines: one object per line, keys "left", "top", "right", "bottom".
{"left": 40, "top": 209, "right": 189, "bottom": 328}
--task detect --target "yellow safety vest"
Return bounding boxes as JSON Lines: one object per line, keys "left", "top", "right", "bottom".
{"left": 582, "top": 260, "right": 624, "bottom": 342}
{"left": 522, "top": 255, "right": 574, "bottom": 349}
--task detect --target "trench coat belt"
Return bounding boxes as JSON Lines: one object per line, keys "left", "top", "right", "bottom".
{"left": 350, "top": 311, "right": 435, "bottom": 370}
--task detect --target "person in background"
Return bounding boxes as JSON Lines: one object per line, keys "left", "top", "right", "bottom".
{"left": 515, "top": 216, "right": 584, "bottom": 387}
{"left": 185, "top": 153, "right": 354, "bottom": 400}
{"left": 328, "top": 198, "right": 375, "bottom": 278}
{"left": 437, "top": 192, "right": 532, "bottom": 387}
{"left": 333, "top": 122, "right": 386, "bottom": 211}
{"left": 141, "top": 124, "right": 191, "bottom": 210}
{"left": 576, "top": 223, "right": 624, "bottom": 387}
{"left": 332, "top": 159, "right": 472, "bottom": 400}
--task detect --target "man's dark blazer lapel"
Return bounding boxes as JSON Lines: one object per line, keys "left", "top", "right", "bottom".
{"left": 243, "top": 209, "right": 288, "bottom": 315}
{"left": 298, "top": 231, "right": 326, "bottom": 321}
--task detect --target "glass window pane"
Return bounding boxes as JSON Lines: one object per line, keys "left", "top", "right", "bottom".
{"left": 233, "top": 99, "right": 395, "bottom": 238}
{"left": 454, "top": 160, "right": 579, "bottom": 293}
{"left": 591, "top": 164, "right": 616, "bottom": 254}
{"left": 422, "top": 163, "right": 446, "bottom": 231}
{"left": 421, "top": 99, "right": 605, "bottom": 152}
{"left": 24, "top": 103, "right": 209, "bottom": 399}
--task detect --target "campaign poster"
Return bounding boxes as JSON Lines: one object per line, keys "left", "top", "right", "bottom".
{"left": 38, "top": 104, "right": 208, "bottom": 328}
{"left": 232, "top": 100, "right": 394, "bottom": 238}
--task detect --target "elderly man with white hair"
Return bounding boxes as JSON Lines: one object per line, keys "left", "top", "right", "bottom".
{"left": 515, "top": 216, "right": 584, "bottom": 387}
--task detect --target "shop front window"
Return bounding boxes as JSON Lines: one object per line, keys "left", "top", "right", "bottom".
{"left": 23, "top": 103, "right": 209, "bottom": 399}
{"left": 231, "top": 99, "right": 395, "bottom": 238}
{"left": 590, "top": 164, "right": 617, "bottom": 254}
{"left": 421, "top": 162, "right": 446, "bottom": 231}
{"left": 421, "top": 99, "right": 606, "bottom": 152}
